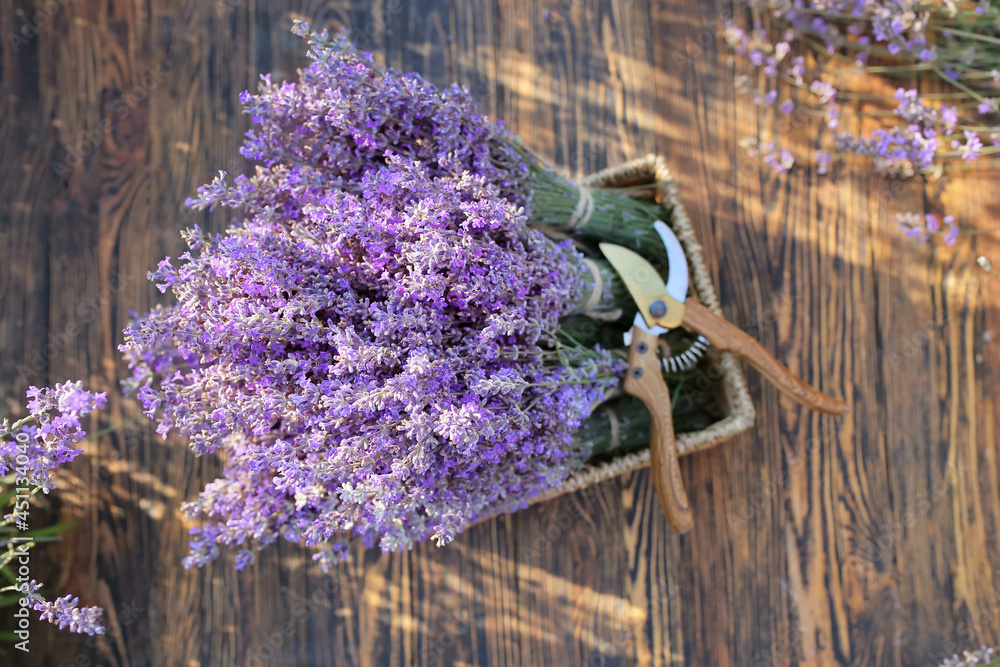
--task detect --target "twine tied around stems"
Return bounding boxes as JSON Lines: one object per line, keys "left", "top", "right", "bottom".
{"left": 568, "top": 185, "right": 595, "bottom": 230}
{"left": 600, "top": 404, "right": 621, "bottom": 453}
{"left": 580, "top": 258, "right": 623, "bottom": 322}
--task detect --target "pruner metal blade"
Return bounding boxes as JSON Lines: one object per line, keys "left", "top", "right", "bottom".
{"left": 653, "top": 220, "right": 688, "bottom": 306}
{"left": 598, "top": 243, "right": 686, "bottom": 331}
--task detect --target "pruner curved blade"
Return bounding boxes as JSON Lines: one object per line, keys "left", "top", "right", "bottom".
{"left": 599, "top": 220, "right": 689, "bottom": 344}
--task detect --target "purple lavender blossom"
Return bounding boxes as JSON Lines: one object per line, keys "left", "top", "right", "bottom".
{"left": 896, "top": 211, "right": 960, "bottom": 245}
{"left": 944, "top": 216, "right": 960, "bottom": 245}
{"left": 953, "top": 130, "right": 984, "bottom": 161}
{"left": 0, "top": 382, "right": 107, "bottom": 492}
{"left": 123, "top": 157, "right": 623, "bottom": 568}
{"left": 187, "top": 21, "right": 530, "bottom": 222}
{"left": 897, "top": 212, "right": 927, "bottom": 241}
{"left": 27, "top": 587, "right": 105, "bottom": 636}
{"left": 809, "top": 81, "right": 837, "bottom": 105}
{"left": 0, "top": 383, "right": 108, "bottom": 639}
{"left": 834, "top": 122, "right": 939, "bottom": 177}
{"left": 938, "top": 645, "right": 996, "bottom": 666}
{"left": 749, "top": 141, "right": 795, "bottom": 173}
{"left": 941, "top": 106, "right": 958, "bottom": 131}
{"left": 816, "top": 152, "right": 832, "bottom": 174}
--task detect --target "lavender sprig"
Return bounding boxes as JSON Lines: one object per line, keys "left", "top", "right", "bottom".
{"left": 896, "top": 210, "right": 961, "bottom": 244}
{"left": 0, "top": 381, "right": 108, "bottom": 493}
{"left": 0, "top": 386, "right": 107, "bottom": 637}
{"left": 18, "top": 581, "right": 105, "bottom": 636}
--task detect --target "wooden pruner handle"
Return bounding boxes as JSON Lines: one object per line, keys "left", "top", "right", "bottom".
{"left": 623, "top": 327, "right": 694, "bottom": 533}
{"left": 682, "top": 301, "right": 850, "bottom": 416}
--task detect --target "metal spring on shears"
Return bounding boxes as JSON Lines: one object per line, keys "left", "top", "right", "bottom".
{"left": 660, "top": 335, "right": 710, "bottom": 373}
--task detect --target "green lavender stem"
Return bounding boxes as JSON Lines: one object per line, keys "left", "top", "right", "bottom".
{"left": 576, "top": 397, "right": 652, "bottom": 459}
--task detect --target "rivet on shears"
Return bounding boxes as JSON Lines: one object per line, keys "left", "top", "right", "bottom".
{"left": 649, "top": 300, "right": 667, "bottom": 319}
{"left": 630, "top": 367, "right": 643, "bottom": 379}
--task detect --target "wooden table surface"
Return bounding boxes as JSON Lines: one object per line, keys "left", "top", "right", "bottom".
{"left": 2, "top": 1, "right": 998, "bottom": 665}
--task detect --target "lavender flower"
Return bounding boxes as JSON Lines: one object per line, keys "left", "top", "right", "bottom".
{"left": 123, "top": 157, "right": 624, "bottom": 568}
{"left": 0, "top": 385, "right": 107, "bottom": 638}
{"left": 0, "top": 382, "right": 107, "bottom": 492}
{"left": 941, "top": 105, "right": 959, "bottom": 131}
{"left": 938, "top": 644, "right": 997, "bottom": 666}
{"left": 896, "top": 211, "right": 959, "bottom": 245}
{"left": 21, "top": 581, "right": 105, "bottom": 636}
{"left": 188, "top": 21, "right": 530, "bottom": 222}
{"left": 945, "top": 217, "right": 961, "bottom": 245}
{"left": 816, "top": 152, "right": 833, "bottom": 174}
{"left": 954, "top": 130, "right": 984, "bottom": 161}
{"left": 747, "top": 140, "right": 795, "bottom": 173}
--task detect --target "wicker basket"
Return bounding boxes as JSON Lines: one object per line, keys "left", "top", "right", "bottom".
{"left": 478, "top": 154, "right": 756, "bottom": 521}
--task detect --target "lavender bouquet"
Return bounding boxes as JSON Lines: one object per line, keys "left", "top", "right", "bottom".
{"left": 120, "top": 24, "right": 727, "bottom": 570}
{"left": 122, "top": 156, "right": 671, "bottom": 569}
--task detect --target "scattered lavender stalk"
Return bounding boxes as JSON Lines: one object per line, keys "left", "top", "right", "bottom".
{"left": 896, "top": 210, "right": 961, "bottom": 244}
{"left": 725, "top": 0, "right": 1000, "bottom": 244}
{"left": 17, "top": 581, "right": 105, "bottom": 637}
{"left": 0, "top": 382, "right": 106, "bottom": 637}
{"left": 0, "top": 381, "right": 107, "bottom": 493}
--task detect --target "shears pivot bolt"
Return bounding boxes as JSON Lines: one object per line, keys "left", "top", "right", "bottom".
{"left": 649, "top": 300, "right": 667, "bottom": 319}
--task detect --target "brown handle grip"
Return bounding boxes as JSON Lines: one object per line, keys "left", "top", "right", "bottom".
{"left": 682, "top": 301, "right": 850, "bottom": 416}
{"left": 623, "top": 327, "right": 694, "bottom": 533}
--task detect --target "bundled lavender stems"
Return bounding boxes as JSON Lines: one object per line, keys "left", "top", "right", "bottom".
{"left": 121, "top": 157, "right": 625, "bottom": 569}
{"left": 0, "top": 382, "right": 106, "bottom": 636}
{"left": 725, "top": 0, "right": 1000, "bottom": 244}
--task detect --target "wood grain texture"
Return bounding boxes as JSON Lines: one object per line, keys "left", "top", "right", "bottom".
{"left": 1, "top": 0, "right": 998, "bottom": 665}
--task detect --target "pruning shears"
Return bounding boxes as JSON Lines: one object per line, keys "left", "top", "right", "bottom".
{"left": 600, "top": 221, "right": 849, "bottom": 533}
